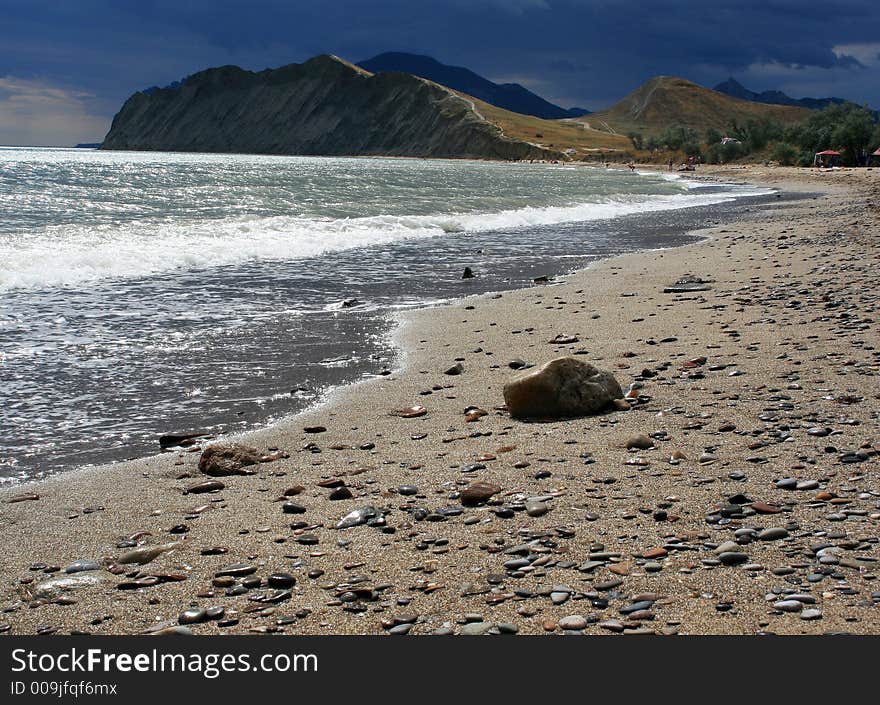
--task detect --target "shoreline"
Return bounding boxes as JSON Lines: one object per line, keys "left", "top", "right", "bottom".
{"left": 1, "top": 166, "right": 878, "bottom": 635}
{"left": 2, "top": 163, "right": 772, "bottom": 483}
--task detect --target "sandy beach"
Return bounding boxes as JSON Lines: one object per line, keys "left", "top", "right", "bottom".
{"left": 1, "top": 165, "right": 878, "bottom": 636}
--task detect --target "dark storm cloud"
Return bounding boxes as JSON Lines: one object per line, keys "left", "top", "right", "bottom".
{"left": 1, "top": 0, "right": 878, "bottom": 144}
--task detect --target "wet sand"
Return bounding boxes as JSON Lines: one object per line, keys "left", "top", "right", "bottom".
{"left": 1, "top": 165, "right": 878, "bottom": 636}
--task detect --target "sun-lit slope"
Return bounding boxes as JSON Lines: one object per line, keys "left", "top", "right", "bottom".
{"left": 457, "top": 93, "right": 633, "bottom": 156}
{"left": 581, "top": 76, "right": 812, "bottom": 137}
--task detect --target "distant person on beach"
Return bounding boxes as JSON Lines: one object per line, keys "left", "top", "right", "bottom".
{"left": 668, "top": 158, "right": 674, "bottom": 171}
{"left": 628, "top": 162, "right": 636, "bottom": 172}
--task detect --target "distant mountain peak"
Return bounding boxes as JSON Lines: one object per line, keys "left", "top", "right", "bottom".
{"left": 357, "top": 51, "right": 589, "bottom": 119}
{"left": 713, "top": 77, "right": 754, "bottom": 100}
{"left": 713, "top": 78, "right": 850, "bottom": 111}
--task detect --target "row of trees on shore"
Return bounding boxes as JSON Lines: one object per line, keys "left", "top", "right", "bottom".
{"left": 627, "top": 103, "right": 880, "bottom": 166}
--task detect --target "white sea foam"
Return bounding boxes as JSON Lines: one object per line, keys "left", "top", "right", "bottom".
{"left": 0, "top": 188, "right": 770, "bottom": 292}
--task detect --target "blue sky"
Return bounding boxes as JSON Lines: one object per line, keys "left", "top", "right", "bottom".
{"left": 1, "top": 0, "right": 878, "bottom": 145}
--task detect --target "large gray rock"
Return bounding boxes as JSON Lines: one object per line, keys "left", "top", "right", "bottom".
{"left": 503, "top": 357, "right": 623, "bottom": 419}
{"left": 198, "top": 443, "right": 261, "bottom": 476}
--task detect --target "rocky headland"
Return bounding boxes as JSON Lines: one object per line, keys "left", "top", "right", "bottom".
{"left": 100, "top": 55, "right": 559, "bottom": 161}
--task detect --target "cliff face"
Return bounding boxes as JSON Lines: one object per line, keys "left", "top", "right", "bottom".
{"left": 101, "top": 55, "right": 560, "bottom": 160}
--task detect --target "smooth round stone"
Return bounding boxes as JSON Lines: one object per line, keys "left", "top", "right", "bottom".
{"left": 282, "top": 502, "right": 307, "bottom": 514}
{"left": 623, "top": 626, "right": 655, "bottom": 635}
{"left": 398, "top": 486, "right": 418, "bottom": 496}
{"left": 625, "top": 434, "right": 653, "bottom": 450}
{"left": 789, "top": 594, "right": 816, "bottom": 604}
{"left": 644, "top": 561, "right": 663, "bottom": 572}
{"left": 772, "top": 567, "right": 796, "bottom": 576}
{"left": 525, "top": 501, "right": 549, "bottom": 517}
{"left": 796, "top": 480, "right": 819, "bottom": 491}
{"left": 388, "top": 623, "right": 413, "bottom": 635}
{"left": 178, "top": 608, "right": 208, "bottom": 625}
{"left": 460, "top": 621, "right": 494, "bottom": 635}
{"left": 758, "top": 527, "right": 789, "bottom": 541}
{"left": 620, "top": 600, "right": 654, "bottom": 615}
{"left": 776, "top": 478, "right": 797, "bottom": 490}
{"left": 773, "top": 600, "right": 804, "bottom": 612}
{"left": 215, "top": 564, "right": 257, "bottom": 578}
{"left": 801, "top": 609, "right": 822, "bottom": 620}
{"left": 152, "top": 626, "right": 193, "bottom": 635}
{"left": 497, "top": 623, "right": 519, "bottom": 634}
{"left": 719, "top": 552, "right": 749, "bottom": 566}
{"left": 267, "top": 572, "right": 296, "bottom": 589}
{"left": 550, "top": 591, "right": 570, "bottom": 605}
{"left": 715, "top": 540, "right": 740, "bottom": 554}
{"left": 578, "top": 561, "right": 604, "bottom": 573}
{"left": 205, "top": 607, "right": 225, "bottom": 620}
{"left": 65, "top": 560, "right": 101, "bottom": 574}
{"left": 558, "top": 615, "right": 588, "bottom": 630}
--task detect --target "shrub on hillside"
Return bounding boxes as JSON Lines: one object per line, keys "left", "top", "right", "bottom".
{"left": 772, "top": 142, "right": 798, "bottom": 166}
{"left": 727, "top": 117, "right": 784, "bottom": 152}
{"left": 705, "top": 127, "right": 722, "bottom": 145}
{"left": 659, "top": 125, "right": 700, "bottom": 151}
{"left": 705, "top": 141, "right": 746, "bottom": 164}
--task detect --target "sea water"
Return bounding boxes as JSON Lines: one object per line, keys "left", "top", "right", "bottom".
{"left": 0, "top": 147, "right": 771, "bottom": 481}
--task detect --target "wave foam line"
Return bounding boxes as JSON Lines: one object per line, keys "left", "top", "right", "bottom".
{"left": 0, "top": 190, "right": 770, "bottom": 291}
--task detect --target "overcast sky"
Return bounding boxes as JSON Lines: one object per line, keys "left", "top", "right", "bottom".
{"left": 1, "top": 0, "right": 878, "bottom": 146}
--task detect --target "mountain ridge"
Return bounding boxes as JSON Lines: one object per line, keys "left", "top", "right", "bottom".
{"left": 713, "top": 77, "right": 848, "bottom": 111}
{"left": 358, "top": 52, "right": 588, "bottom": 120}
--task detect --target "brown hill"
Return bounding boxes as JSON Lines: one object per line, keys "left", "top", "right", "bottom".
{"left": 580, "top": 76, "right": 812, "bottom": 137}
{"left": 101, "top": 55, "right": 560, "bottom": 161}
